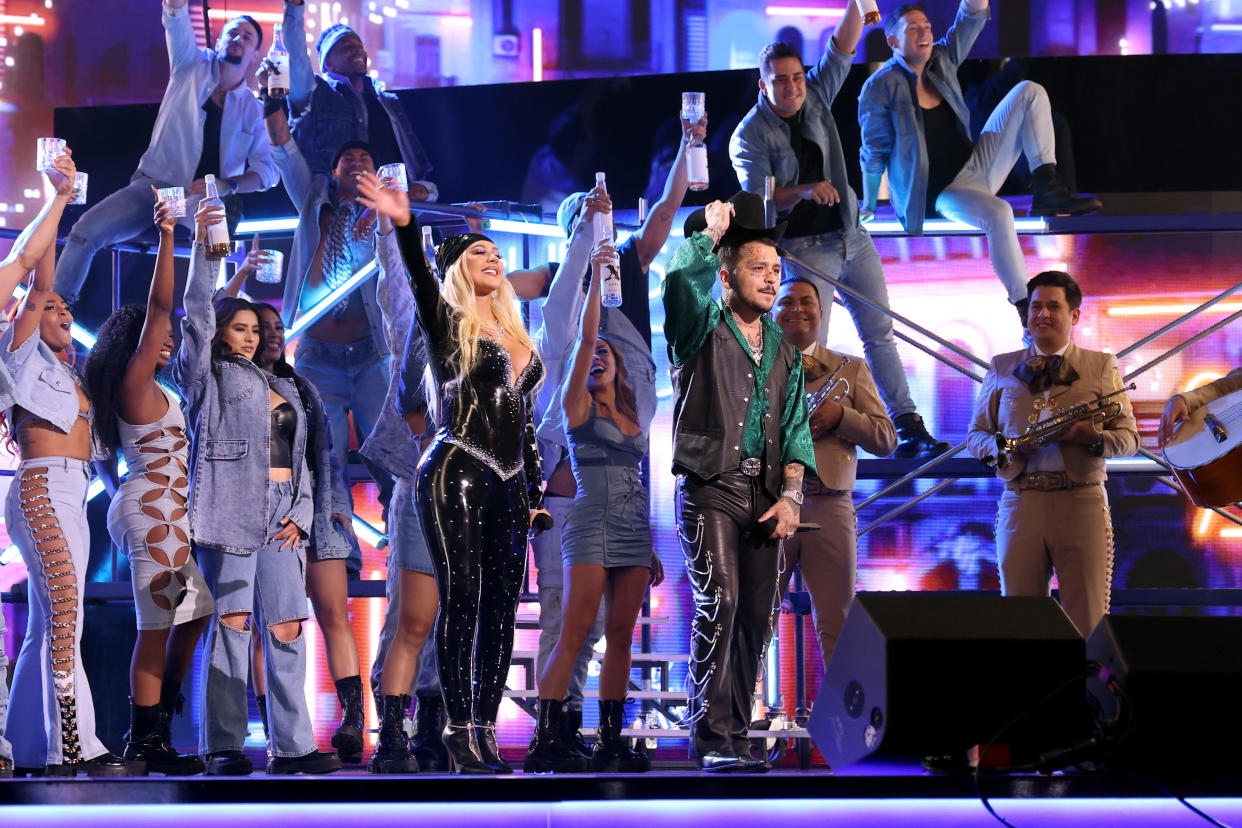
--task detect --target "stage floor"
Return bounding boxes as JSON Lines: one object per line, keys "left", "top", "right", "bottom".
{"left": 5, "top": 762, "right": 1242, "bottom": 827}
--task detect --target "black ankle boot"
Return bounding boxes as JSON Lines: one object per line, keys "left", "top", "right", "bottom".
{"left": 523, "top": 699, "right": 589, "bottom": 774}
{"left": 560, "top": 701, "right": 592, "bottom": 760}
{"left": 1014, "top": 298, "right": 1030, "bottom": 329}
{"left": 590, "top": 699, "right": 650, "bottom": 773}
{"left": 411, "top": 691, "right": 448, "bottom": 772}
{"left": 255, "top": 694, "right": 270, "bottom": 745}
{"left": 124, "top": 699, "right": 204, "bottom": 776}
{"left": 893, "top": 413, "right": 951, "bottom": 460}
{"left": 331, "top": 675, "right": 365, "bottom": 765}
{"left": 369, "top": 695, "right": 420, "bottom": 774}
{"left": 475, "top": 723, "right": 512, "bottom": 774}
{"left": 442, "top": 722, "right": 493, "bottom": 774}
{"left": 1030, "top": 163, "right": 1101, "bottom": 217}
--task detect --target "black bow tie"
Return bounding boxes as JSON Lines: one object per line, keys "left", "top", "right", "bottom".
{"left": 1015, "top": 354, "right": 1078, "bottom": 395}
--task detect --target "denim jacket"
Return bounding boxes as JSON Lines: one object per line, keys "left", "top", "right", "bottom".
{"left": 302, "top": 377, "right": 352, "bottom": 558}
{"left": 359, "top": 226, "right": 425, "bottom": 481}
{"left": 858, "top": 0, "right": 990, "bottom": 235}
{"left": 135, "top": 3, "right": 278, "bottom": 191}
{"left": 271, "top": 136, "right": 388, "bottom": 358}
{"left": 283, "top": 1, "right": 436, "bottom": 195}
{"left": 0, "top": 322, "right": 84, "bottom": 436}
{"left": 173, "top": 244, "right": 313, "bottom": 554}
{"left": 730, "top": 37, "right": 862, "bottom": 235}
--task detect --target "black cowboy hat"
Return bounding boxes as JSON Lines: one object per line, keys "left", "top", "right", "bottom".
{"left": 683, "top": 190, "right": 787, "bottom": 252}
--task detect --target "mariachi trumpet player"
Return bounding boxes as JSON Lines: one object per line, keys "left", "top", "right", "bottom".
{"left": 967, "top": 271, "right": 1137, "bottom": 638}
{"left": 772, "top": 278, "right": 896, "bottom": 668}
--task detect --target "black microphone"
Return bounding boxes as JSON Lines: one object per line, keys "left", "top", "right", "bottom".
{"left": 532, "top": 511, "right": 555, "bottom": 536}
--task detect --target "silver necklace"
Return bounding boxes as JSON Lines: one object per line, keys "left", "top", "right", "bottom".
{"left": 729, "top": 306, "right": 764, "bottom": 364}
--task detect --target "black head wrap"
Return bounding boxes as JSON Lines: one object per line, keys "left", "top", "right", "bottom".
{"left": 436, "top": 233, "right": 491, "bottom": 276}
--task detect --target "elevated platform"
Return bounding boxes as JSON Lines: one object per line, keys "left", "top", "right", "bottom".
{"left": 4, "top": 763, "right": 1242, "bottom": 827}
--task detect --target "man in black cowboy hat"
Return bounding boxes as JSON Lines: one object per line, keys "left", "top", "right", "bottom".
{"left": 663, "top": 191, "right": 816, "bottom": 772}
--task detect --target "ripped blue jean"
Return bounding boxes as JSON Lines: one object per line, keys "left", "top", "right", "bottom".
{"left": 197, "top": 480, "right": 316, "bottom": 758}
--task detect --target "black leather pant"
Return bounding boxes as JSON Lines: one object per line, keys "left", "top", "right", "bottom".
{"left": 676, "top": 471, "right": 781, "bottom": 759}
{"left": 417, "top": 441, "right": 529, "bottom": 725}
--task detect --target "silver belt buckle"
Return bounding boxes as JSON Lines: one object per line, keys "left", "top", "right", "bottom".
{"left": 739, "top": 457, "right": 762, "bottom": 477}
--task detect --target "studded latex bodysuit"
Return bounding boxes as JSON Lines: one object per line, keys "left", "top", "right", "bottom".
{"left": 396, "top": 217, "right": 544, "bottom": 734}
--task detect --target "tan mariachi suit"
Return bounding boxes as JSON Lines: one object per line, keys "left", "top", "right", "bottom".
{"left": 1179, "top": 369, "right": 1242, "bottom": 412}
{"left": 968, "top": 342, "right": 1138, "bottom": 637}
{"left": 778, "top": 344, "right": 897, "bottom": 667}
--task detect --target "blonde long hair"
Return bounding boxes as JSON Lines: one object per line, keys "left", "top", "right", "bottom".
{"left": 424, "top": 248, "right": 540, "bottom": 423}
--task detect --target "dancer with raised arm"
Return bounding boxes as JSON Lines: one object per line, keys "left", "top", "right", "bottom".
{"left": 2, "top": 150, "right": 129, "bottom": 776}
{"left": 524, "top": 239, "right": 664, "bottom": 774}
{"left": 357, "top": 174, "right": 545, "bottom": 774}
{"left": 84, "top": 190, "right": 214, "bottom": 776}
{"left": 173, "top": 200, "right": 340, "bottom": 777}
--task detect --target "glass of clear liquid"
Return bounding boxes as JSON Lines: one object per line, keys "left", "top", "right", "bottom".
{"left": 37, "top": 137, "right": 66, "bottom": 173}
{"left": 156, "top": 186, "right": 187, "bottom": 218}
{"left": 378, "top": 163, "right": 408, "bottom": 192}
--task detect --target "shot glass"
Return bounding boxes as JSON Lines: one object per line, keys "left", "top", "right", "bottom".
{"left": 37, "top": 137, "right": 67, "bottom": 173}
{"left": 70, "top": 172, "right": 88, "bottom": 205}
{"left": 255, "top": 249, "right": 285, "bottom": 284}
{"left": 156, "top": 186, "right": 187, "bottom": 218}
{"left": 377, "top": 162, "right": 408, "bottom": 192}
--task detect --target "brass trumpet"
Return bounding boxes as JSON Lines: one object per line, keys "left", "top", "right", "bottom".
{"left": 804, "top": 354, "right": 850, "bottom": 416}
{"left": 985, "top": 383, "right": 1136, "bottom": 468}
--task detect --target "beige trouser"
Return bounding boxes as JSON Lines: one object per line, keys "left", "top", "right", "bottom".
{"left": 996, "top": 483, "right": 1114, "bottom": 638}
{"left": 776, "top": 492, "right": 857, "bottom": 669}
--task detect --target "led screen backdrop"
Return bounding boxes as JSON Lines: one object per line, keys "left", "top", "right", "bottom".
{"left": 3, "top": 224, "right": 1241, "bottom": 753}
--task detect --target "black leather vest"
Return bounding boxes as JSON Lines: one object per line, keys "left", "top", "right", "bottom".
{"left": 670, "top": 319, "right": 797, "bottom": 501}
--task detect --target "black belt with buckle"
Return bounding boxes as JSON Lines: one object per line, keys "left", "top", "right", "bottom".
{"left": 739, "top": 458, "right": 762, "bottom": 477}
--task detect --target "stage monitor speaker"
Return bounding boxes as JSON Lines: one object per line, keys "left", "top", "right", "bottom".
{"left": 806, "top": 593, "right": 1090, "bottom": 770}
{"left": 1086, "top": 614, "right": 1242, "bottom": 773}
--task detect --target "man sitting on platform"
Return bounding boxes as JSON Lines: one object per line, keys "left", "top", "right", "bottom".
{"left": 53, "top": 0, "right": 277, "bottom": 307}
{"left": 772, "top": 278, "right": 896, "bottom": 669}
{"left": 730, "top": 1, "right": 949, "bottom": 459}
{"left": 858, "top": 1, "right": 1100, "bottom": 329}
{"left": 967, "top": 271, "right": 1136, "bottom": 637}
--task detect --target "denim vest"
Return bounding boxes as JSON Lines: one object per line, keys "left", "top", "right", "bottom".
{"left": 730, "top": 38, "right": 861, "bottom": 236}
{"left": 284, "top": 1, "right": 433, "bottom": 185}
{"left": 173, "top": 245, "right": 314, "bottom": 555}
{"left": 0, "top": 323, "right": 83, "bottom": 436}
{"left": 857, "top": 0, "right": 989, "bottom": 235}
{"left": 271, "top": 138, "right": 388, "bottom": 358}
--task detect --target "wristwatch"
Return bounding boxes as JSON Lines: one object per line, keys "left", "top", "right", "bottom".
{"left": 781, "top": 489, "right": 805, "bottom": 506}
{"left": 1090, "top": 432, "right": 1105, "bottom": 457}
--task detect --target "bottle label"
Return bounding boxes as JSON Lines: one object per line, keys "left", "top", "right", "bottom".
{"left": 688, "top": 145, "right": 710, "bottom": 189}
{"left": 601, "top": 254, "right": 623, "bottom": 308}
{"left": 207, "top": 218, "right": 230, "bottom": 247}
{"left": 268, "top": 55, "right": 290, "bottom": 91}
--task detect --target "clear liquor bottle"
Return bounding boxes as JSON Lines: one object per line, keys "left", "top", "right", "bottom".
{"left": 268, "top": 24, "right": 290, "bottom": 98}
{"left": 856, "top": 0, "right": 881, "bottom": 26}
{"left": 593, "top": 172, "right": 622, "bottom": 308}
{"left": 202, "top": 174, "right": 231, "bottom": 260}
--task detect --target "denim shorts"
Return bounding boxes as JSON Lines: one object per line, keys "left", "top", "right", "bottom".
{"left": 389, "top": 476, "right": 433, "bottom": 575}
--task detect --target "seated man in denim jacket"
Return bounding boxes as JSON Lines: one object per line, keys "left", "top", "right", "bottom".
{"left": 858, "top": 1, "right": 1100, "bottom": 329}
{"left": 729, "top": 1, "right": 947, "bottom": 459}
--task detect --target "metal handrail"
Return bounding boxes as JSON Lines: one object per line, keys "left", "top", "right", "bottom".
{"left": 786, "top": 252, "right": 992, "bottom": 372}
